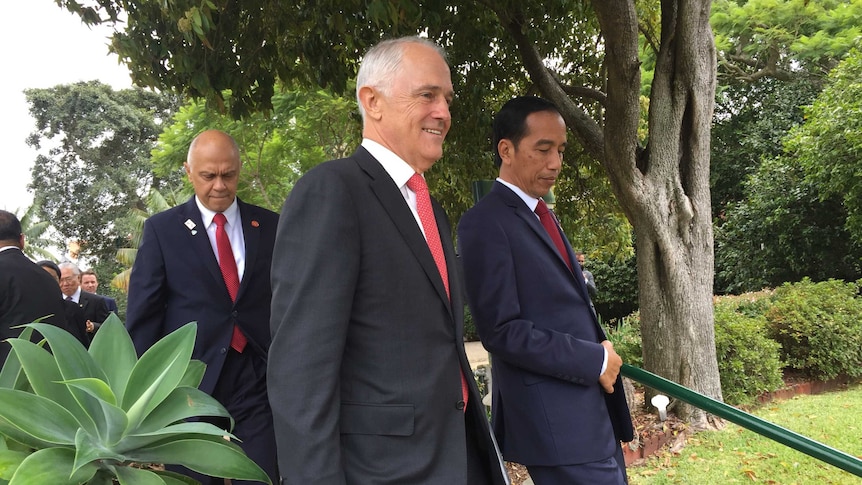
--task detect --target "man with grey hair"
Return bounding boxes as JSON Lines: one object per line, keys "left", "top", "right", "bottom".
{"left": 58, "top": 261, "right": 110, "bottom": 340}
{"left": 269, "top": 36, "right": 508, "bottom": 484}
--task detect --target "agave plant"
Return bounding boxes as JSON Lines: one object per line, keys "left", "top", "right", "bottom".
{"left": 0, "top": 315, "right": 271, "bottom": 484}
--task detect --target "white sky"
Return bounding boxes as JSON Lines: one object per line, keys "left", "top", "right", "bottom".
{"left": 0, "top": 1, "right": 133, "bottom": 213}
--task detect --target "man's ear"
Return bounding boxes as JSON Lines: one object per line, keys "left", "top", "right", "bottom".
{"left": 358, "top": 86, "right": 383, "bottom": 121}
{"left": 497, "top": 139, "right": 514, "bottom": 166}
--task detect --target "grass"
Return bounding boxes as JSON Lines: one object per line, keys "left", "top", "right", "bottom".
{"left": 629, "top": 384, "right": 862, "bottom": 484}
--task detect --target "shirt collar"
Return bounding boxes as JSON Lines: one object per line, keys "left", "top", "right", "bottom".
{"left": 362, "top": 138, "right": 417, "bottom": 188}
{"left": 195, "top": 197, "right": 240, "bottom": 228}
{"left": 496, "top": 177, "right": 540, "bottom": 212}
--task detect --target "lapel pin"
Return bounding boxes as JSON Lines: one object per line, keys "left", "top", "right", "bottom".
{"left": 191, "top": 230, "right": 198, "bottom": 235}
{"left": 251, "top": 220, "right": 260, "bottom": 227}
{"left": 184, "top": 219, "right": 197, "bottom": 230}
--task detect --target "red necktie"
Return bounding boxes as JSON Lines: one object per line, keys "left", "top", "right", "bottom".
{"left": 535, "top": 199, "right": 572, "bottom": 271}
{"left": 213, "top": 213, "right": 247, "bottom": 353}
{"left": 406, "top": 173, "right": 469, "bottom": 409}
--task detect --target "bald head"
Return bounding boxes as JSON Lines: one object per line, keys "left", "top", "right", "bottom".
{"left": 184, "top": 130, "right": 242, "bottom": 212}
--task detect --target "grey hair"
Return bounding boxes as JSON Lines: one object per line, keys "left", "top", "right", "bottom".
{"left": 355, "top": 36, "right": 448, "bottom": 122}
{"left": 58, "top": 261, "right": 81, "bottom": 276}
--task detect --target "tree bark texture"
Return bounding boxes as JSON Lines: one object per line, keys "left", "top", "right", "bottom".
{"left": 589, "top": 0, "right": 723, "bottom": 426}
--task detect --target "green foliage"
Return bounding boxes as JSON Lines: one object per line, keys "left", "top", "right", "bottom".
{"left": 714, "top": 156, "right": 861, "bottom": 294}
{"left": 765, "top": 278, "right": 862, "bottom": 380}
{"left": 710, "top": 77, "right": 820, "bottom": 217}
{"left": 591, "top": 253, "right": 639, "bottom": 322}
{"left": 14, "top": 203, "right": 57, "bottom": 262}
{"left": 0, "top": 317, "right": 270, "bottom": 484}
{"left": 605, "top": 313, "right": 643, "bottom": 370}
{"left": 786, "top": 49, "right": 862, "bottom": 244}
{"left": 152, "top": 87, "right": 361, "bottom": 212}
{"left": 711, "top": 0, "right": 862, "bottom": 83}
{"left": 24, "top": 81, "right": 181, "bottom": 266}
{"left": 713, "top": 300, "right": 784, "bottom": 406}
{"left": 463, "top": 305, "right": 479, "bottom": 342}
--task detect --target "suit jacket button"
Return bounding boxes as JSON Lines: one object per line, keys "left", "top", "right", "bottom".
{"left": 456, "top": 400, "right": 466, "bottom": 410}
{"left": 231, "top": 311, "right": 238, "bottom": 317}
{"left": 220, "top": 347, "right": 227, "bottom": 354}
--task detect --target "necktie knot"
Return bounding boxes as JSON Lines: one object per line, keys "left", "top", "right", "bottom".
{"left": 535, "top": 199, "right": 550, "bottom": 217}
{"left": 406, "top": 173, "right": 427, "bottom": 194}
{"left": 213, "top": 212, "right": 227, "bottom": 227}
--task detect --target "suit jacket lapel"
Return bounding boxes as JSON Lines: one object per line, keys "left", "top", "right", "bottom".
{"left": 178, "top": 197, "right": 228, "bottom": 300}
{"left": 237, "top": 199, "right": 260, "bottom": 302}
{"left": 355, "top": 148, "right": 452, "bottom": 312}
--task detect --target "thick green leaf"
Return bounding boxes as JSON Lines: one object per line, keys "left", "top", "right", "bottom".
{"left": 136, "top": 387, "right": 231, "bottom": 434}
{"left": 62, "top": 378, "right": 117, "bottom": 405}
{"left": 178, "top": 360, "right": 206, "bottom": 389}
{"left": 0, "top": 389, "right": 79, "bottom": 447}
{"left": 116, "top": 424, "right": 237, "bottom": 454}
{"left": 125, "top": 437, "right": 270, "bottom": 484}
{"left": 21, "top": 323, "right": 107, "bottom": 438}
{"left": 89, "top": 315, "right": 138, "bottom": 403}
{"left": 6, "top": 339, "right": 98, "bottom": 437}
{"left": 9, "top": 447, "right": 98, "bottom": 485}
{"left": 62, "top": 385, "right": 129, "bottom": 448}
{"left": 153, "top": 469, "right": 199, "bottom": 484}
{"left": 73, "top": 428, "right": 127, "bottom": 475}
{"left": 123, "top": 323, "right": 196, "bottom": 426}
{"left": 114, "top": 465, "right": 168, "bottom": 485}
{"left": 0, "top": 450, "right": 28, "bottom": 480}
{"left": 0, "top": 328, "right": 34, "bottom": 390}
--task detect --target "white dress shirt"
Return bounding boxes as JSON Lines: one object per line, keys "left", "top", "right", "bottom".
{"left": 195, "top": 197, "right": 246, "bottom": 281}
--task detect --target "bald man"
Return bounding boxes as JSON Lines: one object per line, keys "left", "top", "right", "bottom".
{"left": 126, "top": 130, "right": 279, "bottom": 484}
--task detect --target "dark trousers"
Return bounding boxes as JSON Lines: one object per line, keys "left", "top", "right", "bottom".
{"left": 169, "top": 348, "right": 278, "bottom": 485}
{"left": 466, "top": 407, "right": 495, "bottom": 485}
{"left": 527, "top": 443, "right": 627, "bottom": 485}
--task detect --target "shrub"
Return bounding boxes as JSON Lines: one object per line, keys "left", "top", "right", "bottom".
{"left": 606, "top": 312, "right": 643, "bottom": 369}
{"left": 764, "top": 278, "right": 862, "bottom": 380}
{"left": 713, "top": 302, "right": 784, "bottom": 406}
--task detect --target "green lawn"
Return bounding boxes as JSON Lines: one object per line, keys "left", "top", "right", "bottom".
{"left": 629, "top": 385, "right": 862, "bottom": 484}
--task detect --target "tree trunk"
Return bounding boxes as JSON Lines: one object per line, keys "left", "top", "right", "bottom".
{"left": 592, "top": 0, "right": 723, "bottom": 426}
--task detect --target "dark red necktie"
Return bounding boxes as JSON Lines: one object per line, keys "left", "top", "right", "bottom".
{"left": 535, "top": 199, "right": 572, "bottom": 271}
{"left": 406, "top": 173, "right": 468, "bottom": 408}
{"left": 213, "top": 213, "right": 247, "bottom": 352}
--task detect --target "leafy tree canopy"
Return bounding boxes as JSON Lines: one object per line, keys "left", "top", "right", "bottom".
{"left": 785, "top": 49, "right": 862, "bottom": 243}
{"left": 25, "top": 80, "right": 180, "bottom": 265}
{"left": 711, "top": 0, "right": 862, "bottom": 83}
{"left": 151, "top": 86, "right": 361, "bottom": 212}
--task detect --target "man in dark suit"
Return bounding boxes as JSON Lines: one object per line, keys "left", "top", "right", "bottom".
{"left": 458, "top": 96, "right": 634, "bottom": 485}
{"left": 126, "top": 129, "right": 278, "bottom": 484}
{"left": 81, "top": 269, "right": 119, "bottom": 314}
{"left": 0, "top": 210, "right": 68, "bottom": 364}
{"left": 37, "top": 259, "right": 90, "bottom": 347}
{"left": 58, "top": 261, "right": 110, "bottom": 339}
{"left": 269, "top": 37, "right": 508, "bottom": 485}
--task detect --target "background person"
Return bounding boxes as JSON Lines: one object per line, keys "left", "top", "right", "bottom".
{"left": 125, "top": 129, "right": 278, "bottom": 484}
{"left": 0, "top": 210, "right": 68, "bottom": 363}
{"left": 458, "top": 96, "right": 633, "bottom": 484}
{"left": 576, "top": 251, "right": 598, "bottom": 299}
{"left": 81, "top": 269, "right": 119, "bottom": 314}
{"left": 268, "top": 36, "right": 508, "bottom": 485}
{"left": 37, "top": 259, "right": 90, "bottom": 346}
{"left": 58, "top": 261, "right": 110, "bottom": 338}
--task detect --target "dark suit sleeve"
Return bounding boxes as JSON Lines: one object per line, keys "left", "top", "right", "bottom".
{"left": 458, "top": 211, "right": 605, "bottom": 384}
{"left": 268, "top": 166, "right": 357, "bottom": 485}
{"left": 125, "top": 218, "right": 169, "bottom": 356}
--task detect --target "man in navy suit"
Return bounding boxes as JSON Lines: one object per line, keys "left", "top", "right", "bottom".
{"left": 269, "top": 37, "right": 508, "bottom": 485}
{"left": 81, "top": 269, "right": 118, "bottom": 314}
{"left": 126, "top": 129, "right": 278, "bottom": 484}
{"left": 458, "top": 96, "right": 633, "bottom": 484}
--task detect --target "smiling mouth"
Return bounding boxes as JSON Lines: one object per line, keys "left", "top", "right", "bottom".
{"left": 423, "top": 128, "right": 443, "bottom": 136}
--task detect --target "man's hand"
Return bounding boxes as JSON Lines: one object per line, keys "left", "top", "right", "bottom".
{"left": 598, "top": 340, "right": 622, "bottom": 393}
{"left": 86, "top": 320, "right": 95, "bottom": 333}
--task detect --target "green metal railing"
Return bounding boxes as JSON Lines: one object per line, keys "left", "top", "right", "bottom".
{"left": 621, "top": 364, "right": 862, "bottom": 477}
